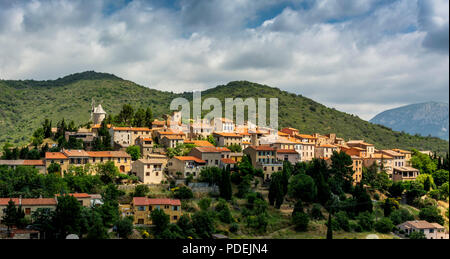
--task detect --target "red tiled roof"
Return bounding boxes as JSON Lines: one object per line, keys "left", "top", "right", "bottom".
{"left": 213, "top": 132, "right": 243, "bottom": 138}
{"left": 276, "top": 149, "right": 299, "bottom": 154}
{"left": 0, "top": 198, "right": 20, "bottom": 205}
{"left": 247, "top": 145, "right": 275, "bottom": 151}
{"left": 87, "top": 151, "right": 131, "bottom": 158}
{"left": 45, "top": 152, "right": 68, "bottom": 159}
{"left": 174, "top": 156, "right": 206, "bottom": 164}
{"left": 21, "top": 198, "right": 57, "bottom": 205}
{"left": 113, "top": 127, "right": 152, "bottom": 132}
{"left": 193, "top": 147, "right": 231, "bottom": 153}
{"left": 0, "top": 198, "right": 57, "bottom": 206}
{"left": 184, "top": 140, "right": 214, "bottom": 147}
{"left": 133, "top": 197, "right": 181, "bottom": 206}
{"left": 22, "top": 160, "right": 45, "bottom": 166}
{"left": 163, "top": 135, "right": 184, "bottom": 140}
{"left": 152, "top": 120, "right": 166, "bottom": 126}
{"left": 318, "top": 144, "right": 337, "bottom": 148}
{"left": 221, "top": 158, "right": 237, "bottom": 164}
{"left": 63, "top": 150, "right": 90, "bottom": 157}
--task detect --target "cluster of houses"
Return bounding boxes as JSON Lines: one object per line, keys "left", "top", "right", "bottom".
{"left": 1, "top": 105, "right": 423, "bottom": 185}
{"left": 0, "top": 193, "right": 182, "bottom": 238}
{"left": 0, "top": 103, "right": 438, "bottom": 235}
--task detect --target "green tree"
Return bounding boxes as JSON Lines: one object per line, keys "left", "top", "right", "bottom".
{"left": 381, "top": 198, "right": 400, "bottom": 217}
{"left": 145, "top": 107, "right": 153, "bottom": 128}
{"left": 198, "top": 198, "right": 212, "bottom": 211}
{"left": 326, "top": 213, "right": 333, "bottom": 239}
{"left": 133, "top": 185, "right": 150, "bottom": 197}
{"left": 133, "top": 108, "right": 146, "bottom": 127}
{"left": 53, "top": 195, "right": 83, "bottom": 239}
{"left": 173, "top": 186, "right": 194, "bottom": 200}
{"left": 47, "top": 162, "right": 62, "bottom": 175}
{"left": 292, "top": 212, "right": 309, "bottom": 232}
{"left": 410, "top": 149, "right": 437, "bottom": 175}
{"left": 419, "top": 206, "right": 445, "bottom": 225}
{"left": 334, "top": 211, "right": 350, "bottom": 231}
{"left": 206, "top": 135, "right": 216, "bottom": 146}
{"left": 374, "top": 217, "right": 394, "bottom": 233}
{"left": 1, "top": 200, "right": 18, "bottom": 233}
{"left": 432, "top": 169, "right": 449, "bottom": 187}
{"left": 288, "top": 173, "right": 317, "bottom": 203}
{"left": 151, "top": 208, "right": 170, "bottom": 235}
{"left": 329, "top": 151, "right": 354, "bottom": 193}
{"left": 389, "top": 208, "right": 414, "bottom": 225}
{"left": 87, "top": 211, "right": 108, "bottom": 239}
{"left": 118, "top": 104, "right": 135, "bottom": 125}
{"left": 409, "top": 231, "right": 426, "bottom": 239}
{"left": 126, "top": 145, "right": 141, "bottom": 161}
{"left": 268, "top": 172, "right": 285, "bottom": 209}
{"left": 97, "top": 161, "right": 120, "bottom": 184}
{"left": 356, "top": 211, "right": 375, "bottom": 232}
{"left": 32, "top": 208, "right": 55, "bottom": 239}
{"left": 192, "top": 210, "right": 215, "bottom": 238}
{"left": 388, "top": 181, "right": 405, "bottom": 198}
{"left": 115, "top": 216, "right": 134, "bottom": 239}
{"left": 219, "top": 166, "right": 232, "bottom": 200}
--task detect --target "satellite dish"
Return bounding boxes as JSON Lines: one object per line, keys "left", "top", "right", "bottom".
{"left": 66, "top": 234, "right": 80, "bottom": 239}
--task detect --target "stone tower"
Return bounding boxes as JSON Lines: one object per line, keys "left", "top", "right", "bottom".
{"left": 91, "top": 99, "right": 107, "bottom": 125}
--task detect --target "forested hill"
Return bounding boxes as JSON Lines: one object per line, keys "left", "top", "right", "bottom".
{"left": 0, "top": 71, "right": 448, "bottom": 153}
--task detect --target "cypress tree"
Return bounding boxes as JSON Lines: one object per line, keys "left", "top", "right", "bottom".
{"left": 219, "top": 166, "right": 232, "bottom": 200}
{"left": 326, "top": 213, "right": 333, "bottom": 240}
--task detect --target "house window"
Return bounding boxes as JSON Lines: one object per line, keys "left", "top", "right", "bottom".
{"left": 146, "top": 172, "right": 150, "bottom": 176}
{"left": 25, "top": 208, "right": 31, "bottom": 215}
{"left": 156, "top": 172, "right": 159, "bottom": 176}
{"left": 138, "top": 219, "right": 144, "bottom": 224}
{"left": 173, "top": 216, "right": 178, "bottom": 220}
{"left": 138, "top": 206, "right": 146, "bottom": 211}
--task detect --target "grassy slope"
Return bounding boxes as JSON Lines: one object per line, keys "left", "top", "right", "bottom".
{"left": 0, "top": 72, "right": 448, "bottom": 153}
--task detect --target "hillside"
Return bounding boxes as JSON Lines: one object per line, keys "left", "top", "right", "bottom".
{"left": 370, "top": 102, "right": 449, "bottom": 141}
{"left": 0, "top": 71, "right": 448, "bottom": 153}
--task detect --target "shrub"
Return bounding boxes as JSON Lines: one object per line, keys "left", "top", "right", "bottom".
{"left": 174, "top": 186, "right": 194, "bottom": 200}
{"left": 292, "top": 212, "right": 309, "bottom": 232}
{"left": 335, "top": 211, "right": 350, "bottom": 231}
{"left": 375, "top": 217, "right": 394, "bottom": 233}
{"left": 419, "top": 206, "right": 445, "bottom": 225}
{"left": 389, "top": 208, "right": 414, "bottom": 225}
{"left": 356, "top": 212, "right": 375, "bottom": 232}
{"left": 310, "top": 204, "right": 324, "bottom": 220}
{"left": 409, "top": 231, "right": 426, "bottom": 239}
{"left": 229, "top": 223, "right": 239, "bottom": 233}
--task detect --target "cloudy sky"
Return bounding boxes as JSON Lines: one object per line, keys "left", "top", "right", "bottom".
{"left": 0, "top": 0, "right": 448, "bottom": 120}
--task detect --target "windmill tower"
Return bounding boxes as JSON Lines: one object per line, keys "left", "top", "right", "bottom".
{"left": 91, "top": 99, "right": 107, "bottom": 125}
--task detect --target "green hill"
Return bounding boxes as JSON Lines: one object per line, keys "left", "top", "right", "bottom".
{"left": 0, "top": 71, "right": 448, "bottom": 153}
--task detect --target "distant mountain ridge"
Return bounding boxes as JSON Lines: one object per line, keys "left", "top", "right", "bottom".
{"left": 370, "top": 102, "right": 449, "bottom": 140}
{"left": 0, "top": 71, "right": 448, "bottom": 153}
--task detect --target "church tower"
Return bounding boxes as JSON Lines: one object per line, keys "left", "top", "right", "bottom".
{"left": 91, "top": 99, "right": 107, "bottom": 125}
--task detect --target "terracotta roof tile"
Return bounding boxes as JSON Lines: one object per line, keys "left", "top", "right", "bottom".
{"left": 133, "top": 197, "right": 181, "bottom": 206}
{"left": 221, "top": 158, "right": 237, "bottom": 164}
{"left": 174, "top": 156, "right": 206, "bottom": 164}
{"left": 184, "top": 140, "right": 214, "bottom": 147}
{"left": 193, "top": 147, "right": 231, "bottom": 153}
{"left": 45, "top": 152, "right": 68, "bottom": 159}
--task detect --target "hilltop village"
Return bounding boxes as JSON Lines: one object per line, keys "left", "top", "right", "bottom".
{"left": 0, "top": 102, "right": 448, "bottom": 239}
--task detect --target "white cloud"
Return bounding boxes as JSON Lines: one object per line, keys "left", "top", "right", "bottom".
{"left": 0, "top": 0, "right": 448, "bottom": 121}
